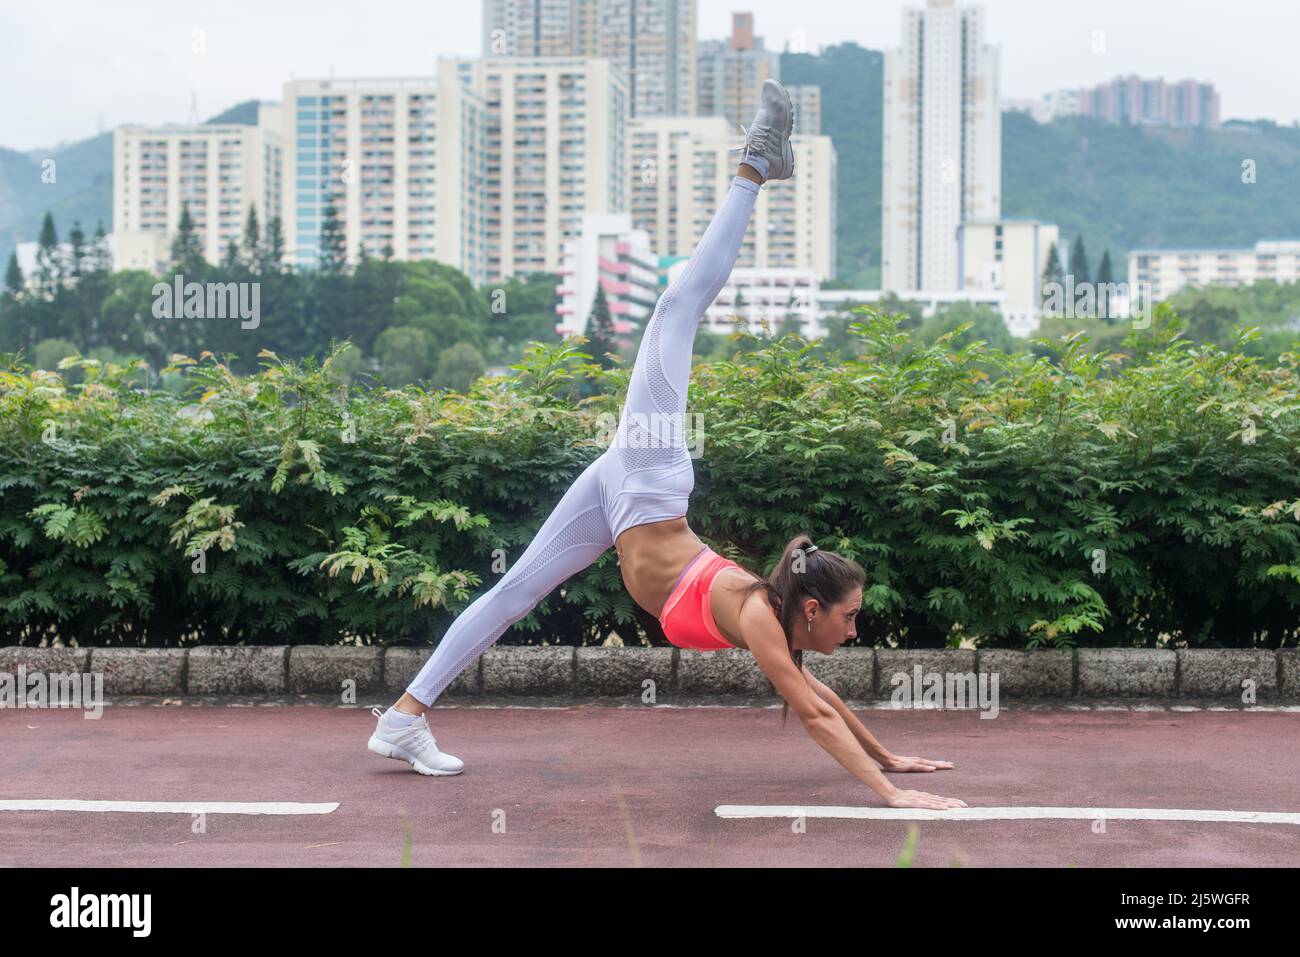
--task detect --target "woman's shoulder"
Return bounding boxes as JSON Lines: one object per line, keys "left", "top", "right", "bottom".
{"left": 716, "top": 562, "right": 762, "bottom": 587}
{"left": 714, "top": 565, "right": 772, "bottom": 611}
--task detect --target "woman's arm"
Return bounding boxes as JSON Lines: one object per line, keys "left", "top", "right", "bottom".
{"left": 801, "top": 664, "right": 895, "bottom": 765}
{"left": 736, "top": 597, "right": 901, "bottom": 802}
{"left": 802, "top": 664, "right": 957, "bottom": 774}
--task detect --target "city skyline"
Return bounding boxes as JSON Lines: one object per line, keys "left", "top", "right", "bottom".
{"left": 2, "top": 0, "right": 1297, "bottom": 152}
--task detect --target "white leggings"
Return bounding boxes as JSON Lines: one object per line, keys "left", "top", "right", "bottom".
{"left": 405, "top": 175, "right": 761, "bottom": 705}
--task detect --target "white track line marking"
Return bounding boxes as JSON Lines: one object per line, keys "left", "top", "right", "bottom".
{"left": 0, "top": 800, "right": 338, "bottom": 815}
{"left": 715, "top": 805, "right": 1300, "bottom": 825}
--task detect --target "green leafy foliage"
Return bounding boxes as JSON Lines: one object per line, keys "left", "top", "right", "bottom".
{"left": 1, "top": 306, "right": 1299, "bottom": 650}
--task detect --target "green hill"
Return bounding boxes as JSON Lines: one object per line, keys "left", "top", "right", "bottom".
{"left": 780, "top": 44, "right": 883, "bottom": 287}
{"left": 1002, "top": 113, "right": 1300, "bottom": 262}
{"left": 205, "top": 99, "right": 262, "bottom": 126}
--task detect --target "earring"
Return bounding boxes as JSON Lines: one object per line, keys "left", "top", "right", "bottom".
{"left": 806, "top": 619, "right": 812, "bottom": 632}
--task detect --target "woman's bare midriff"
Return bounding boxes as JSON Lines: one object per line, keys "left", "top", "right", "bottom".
{"left": 615, "top": 518, "right": 760, "bottom": 650}
{"left": 614, "top": 518, "right": 703, "bottom": 619}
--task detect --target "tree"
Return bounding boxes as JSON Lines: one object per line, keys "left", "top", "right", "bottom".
{"left": 68, "top": 221, "right": 87, "bottom": 278}
{"left": 1096, "top": 249, "right": 1115, "bottom": 285}
{"left": 36, "top": 212, "right": 59, "bottom": 293}
{"left": 1180, "top": 300, "right": 1240, "bottom": 346}
{"left": 919, "top": 301, "right": 1015, "bottom": 352}
{"left": 33, "top": 336, "right": 79, "bottom": 372}
{"left": 1096, "top": 249, "right": 1116, "bottom": 323}
{"left": 324, "top": 341, "right": 368, "bottom": 387}
{"left": 221, "top": 240, "right": 241, "bottom": 272}
{"left": 775, "top": 289, "right": 805, "bottom": 339}
{"left": 817, "top": 313, "right": 863, "bottom": 361}
{"left": 344, "top": 257, "right": 401, "bottom": 355}
{"left": 585, "top": 285, "right": 617, "bottom": 368}
{"left": 1068, "top": 236, "right": 1091, "bottom": 287}
{"left": 878, "top": 291, "right": 925, "bottom": 329}
{"left": 481, "top": 272, "right": 563, "bottom": 362}
{"left": 1039, "top": 242, "right": 1064, "bottom": 309}
{"left": 170, "top": 203, "right": 206, "bottom": 273}
{"left": 374, "top": 325, "right": 436, "bottom": 386}
{"left": 433, "top": 342, "right": 487, "bottom": 392}
{"left": 97, "top": 271, "right": 167, "bottom": 365}
{"left": 261, "top": 216, "right": 285, "bottom": 274}
{"left": 3, "top": 252, "right": 22, "bottom": 294}
{"left": 90, "top": 221, "right": 112, "bottom": 274}
{"left": 240, "top": 204, "right": 261, "bottom": 270}
{"left": 318, "top": 203, "right": 347, "bottom": 275}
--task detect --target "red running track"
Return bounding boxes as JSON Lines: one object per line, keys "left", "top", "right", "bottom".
{"left": 2, "top": 698, "right": 1298, "bottom": 867}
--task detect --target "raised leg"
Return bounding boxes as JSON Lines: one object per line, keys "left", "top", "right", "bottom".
{"left": 403, "top": 455, "right": 614, "bottom": 707}
{"left": 615, "top": 174, "right": 761, "bottom": 463}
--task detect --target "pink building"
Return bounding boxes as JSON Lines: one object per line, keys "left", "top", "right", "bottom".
{"left": 1077, "top": 75, "right": 1220, "bottom": 128}
{"left": 555, "top": 214, "right": 660, "bottom": 341}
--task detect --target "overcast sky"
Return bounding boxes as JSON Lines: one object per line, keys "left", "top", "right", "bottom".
{"left": 1, "top": 0, "right": 1295, "bottom": 151}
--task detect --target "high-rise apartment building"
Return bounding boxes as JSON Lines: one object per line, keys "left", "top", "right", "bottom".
{"left": 482, "top": 0, "right": 586, "bottom": 57}
{"left": 280, "top": 72, "right": 488, "bottom": 281}
{"left": 447, "top": 55, "right": 628, "bottom": 283}
{"left": 112, "top": 105, "right": 283, "bottom": 267}
{"left": 484, "top": 0, "right": 695, "bottom": 118}
{"left": 630, "top": 115, "right": 836, "bottom": 279}
{"left": 696, "top": 12, "right": 781, "bottom": 131}
{"left": 789, "top": 85, "right": 822, "bottom": 135}
{"left": 882, "top": 0, "right": 1000, "bottom": 292}
{"left": 1078, "top": 75, "right": 1220, "bottom": 128}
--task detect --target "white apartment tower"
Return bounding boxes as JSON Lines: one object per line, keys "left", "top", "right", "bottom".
{"left": 482, "top": 0, "right": 586, "bottom": 56}
{"left": 484, "top": 0, "right": 695, "bottom": 118}
{"left": 280, "top": 73, "right": 488, "bottom": 281}
{"left": 447, "top": 55, "right": 628, "bottom": 283}
{"left": 882, "top": 0, "right": 1000, "bottom": 292}
{"left": 630, "top": 116, "right": 836, "bottom": 279}
{"left": 112, "top": 106, "right": 283, "bottom": 267}
{"left": 789, "top": 85, "right": 822, "bottom": 135}
{"left": 598, "top": 0, "right": 696, "bottom": 117}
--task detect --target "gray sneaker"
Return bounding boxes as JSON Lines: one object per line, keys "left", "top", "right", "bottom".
{"left": 732, "top": 78, "right": 795, "bottom": 181}
{"left": 368, "top": 706, "right": 465, "bottom": 776}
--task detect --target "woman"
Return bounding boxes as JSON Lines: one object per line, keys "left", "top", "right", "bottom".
{"left": 368, "top": 79, "right": 966, "bottom": 812}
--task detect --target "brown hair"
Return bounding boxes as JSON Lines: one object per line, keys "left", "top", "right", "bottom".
{"left": 736, "top": 533, "right": 867, "bottom": 726}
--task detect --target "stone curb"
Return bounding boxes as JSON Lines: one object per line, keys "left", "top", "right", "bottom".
{"left": 0, "top": 646, "right": 1296, "bottom": 702}
{"left": 89, "top": 648, "right": 187, "bottom": 695}
{"left": 187, "top": 646, "right": 288, "bottom": 695}
{"left": 287, "top": 645, "right": 383, "bottom": 695}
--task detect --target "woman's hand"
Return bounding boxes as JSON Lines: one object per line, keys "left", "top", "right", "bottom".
{"left": 884, "top": 789, "right": 968, "bottom": 810}
{"left": 880, "top": 754, "right": 954, "bottom": 772}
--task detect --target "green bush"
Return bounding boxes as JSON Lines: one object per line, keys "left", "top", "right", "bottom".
{"left": 2, "top": 304, "right": 1299, "bottom": 649}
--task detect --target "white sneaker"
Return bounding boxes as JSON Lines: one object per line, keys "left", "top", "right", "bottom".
{"left": 367, "top": 706, "right": 465, "bottom": 776}
{"left": 732, "top": 78, "right": 795, "bottom": 181}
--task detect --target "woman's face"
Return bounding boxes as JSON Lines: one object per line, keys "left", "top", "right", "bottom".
{"left": 795, "top": 586, "right": 863, "bottom": 654}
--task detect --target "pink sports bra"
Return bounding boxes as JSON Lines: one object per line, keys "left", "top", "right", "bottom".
{"left": 658, "top": 546, "right": 746, "bottom": 650}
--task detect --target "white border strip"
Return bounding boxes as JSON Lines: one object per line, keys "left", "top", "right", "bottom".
{"left": 715, "top": 805, "right": 1300, "bottom": 824}
{"left": 0, "top": 800, "right": 338, "bottom": 815}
